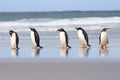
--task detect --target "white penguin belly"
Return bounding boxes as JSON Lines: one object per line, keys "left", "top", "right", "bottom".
{"left": 78, "top": 30, "right": 87, "bottom": 45}
{"left": 59, "top": 32, "right": 66, "bottom": 45}
{"left": 31, "top": 31, "right": 37, "bottom": 46}
{"left": 11, "top": 33, "right": 16, "bottom": 48}
{"left": 101, "top": 32, "right": 108, "bottom": 45}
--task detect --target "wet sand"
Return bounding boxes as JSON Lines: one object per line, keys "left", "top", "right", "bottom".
{"left": 0, "top": 58, "right": 120, "bottom": 80}
{"left": 0, "top": 37, "right": 120, "bottom": 80}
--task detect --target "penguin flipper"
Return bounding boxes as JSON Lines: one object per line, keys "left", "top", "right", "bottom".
{"left": 99, "top": 34, "right": 101, "bottom": 45}
{"left": 82, "top": 29, "right": 91, "bottom": 47}
{"left": 107, "top": 37, "right": 109, "bottom": 44}
{"left": 15, "top": 32, "right": 19, "bottom": 49}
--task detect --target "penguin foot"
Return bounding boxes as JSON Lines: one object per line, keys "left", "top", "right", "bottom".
{"left": 105, "top": 44, "right": 108, "bottom": 48}
{"left": 61, "top": 47, "right": 67, "bottom": 49}
{"left": 100, "top": 45, "right": 108, "bottom": 49}
{"left": 12, "top": 47, "right": 19, "bottom": 50}
{"left": 33, "top": 46, "right": 43, "bottom": 49}
{"left": 81, "top": 44, "right": 87, "bottom": 48}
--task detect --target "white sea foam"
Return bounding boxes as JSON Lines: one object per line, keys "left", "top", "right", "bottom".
{"left": 0, "top": 17, "right": 120, "bottom": 32}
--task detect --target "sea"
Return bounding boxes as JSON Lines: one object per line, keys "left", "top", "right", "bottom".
{"left": 0, "top": 11, "right": 120, "bottom": 39}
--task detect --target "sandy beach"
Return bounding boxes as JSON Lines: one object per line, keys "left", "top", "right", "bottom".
{"left": 0, "top": 36, "right": 119, "bottom": 80}
{"left": 0, "top": 58, "right": 120, "bottom": 80}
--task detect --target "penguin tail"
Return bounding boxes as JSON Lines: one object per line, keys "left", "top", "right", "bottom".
{"left": 38, "top": 45, "right": 43, "bottom": 48}
{"left": 68, "top": 45, "right": 71, "bottom": 48}
{"left": 40, "top": 46, "right": 43, "bottom": 48}
{"left": 39, "top": 45, "right": 43, "bottom": 48}
{"left": 17, "top": 46, "right": 20, "bottom": 49}
{"left": 88, "top": 44, "right": 91, "bottom": 47}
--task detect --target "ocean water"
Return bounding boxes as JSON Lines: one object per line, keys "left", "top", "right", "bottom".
{"left": 0, "top": 11, "right": 120, "bottom": 39}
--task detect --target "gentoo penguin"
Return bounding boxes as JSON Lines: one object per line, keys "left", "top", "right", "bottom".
{"left": 9, "top": 30, "right": 19, "bottom": 49}
{"left": 76, "top": 27, "right": 91, "bottom": 48}
{"left": 57, "top": 28, "right": 71, "bottom": 49}
{"left": 29, "top": 28, "right": 43, "bottom": 49}
{"left": 99, "top": 28, "right": 109, "bottom": 49}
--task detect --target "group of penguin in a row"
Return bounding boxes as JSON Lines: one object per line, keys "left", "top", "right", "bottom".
{"left": 9, "top": 27, "right": 109, "bottom": 49}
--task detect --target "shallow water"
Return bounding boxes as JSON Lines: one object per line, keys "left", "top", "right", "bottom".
{"left": 0, "top": 37, "right": 120, "bottom": 58}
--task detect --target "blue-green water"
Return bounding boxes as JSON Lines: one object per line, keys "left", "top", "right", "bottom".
{"left": 0, "top": 11, "right": 120, "bottom": 21}
{"left": 0, "top": 11, "right": 120, "bottom": 33}
{"left": 0, "top": 37, "right": 119, "bottom": 58}
{"left": 0, "top": 11, "right": 120, "bottom": 39}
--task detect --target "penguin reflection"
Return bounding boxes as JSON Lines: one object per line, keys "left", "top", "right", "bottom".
{"left": 60, "top": 48, "right": 69, "bottom": 57}
{"left": 99, "top": 48, "right": 108, "bottom": 57}
{"left": 32, "top": 48, "right": 40, "bottom": 57}
{"left": 11, "top": 49, "right": 19, "bottom": 57}
{"left": 79, "top": 48, "right": 90, "bottom": 57}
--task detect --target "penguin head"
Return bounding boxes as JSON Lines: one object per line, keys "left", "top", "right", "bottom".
{"left": 29, "top": 28, "right": 36, "bottom": 32}
{"left": 75, "top": 27, "right": 83, "bottom": 31}
{"left": 102, "top": 28, "right": 109, "bottom": 32}
{"left": 9, "top": 30, "right": 15, "bottom": 36}
{"left": 57, "top": 28, "right": 65, "bottom": 32}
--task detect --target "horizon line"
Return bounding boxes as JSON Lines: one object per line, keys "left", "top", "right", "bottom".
{"left": 0, "top": 10, "right": 120, "bottom": 13}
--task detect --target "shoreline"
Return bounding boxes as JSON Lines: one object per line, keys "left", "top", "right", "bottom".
{"left": 0, "top": 37, "right": 119, "bottom": 58}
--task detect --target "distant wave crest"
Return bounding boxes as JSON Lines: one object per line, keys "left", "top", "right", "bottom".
{"left": 0, "top": 17, "right": 120, "bottom": 32}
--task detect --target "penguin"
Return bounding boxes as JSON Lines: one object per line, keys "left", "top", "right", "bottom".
{"left": 9, "top": 30, "right": 19, "bottom": 49}
{"left": 99, "top": 28, "right": 109, "bottom": 49}
{"left": 29, "top": 28, "right": 43, "bottom": 49}
{"left": 57, "top": 28, "right": 71, "bottom": 49}
{"left": 75, "top": 27, "right": 91, "bottom": 48}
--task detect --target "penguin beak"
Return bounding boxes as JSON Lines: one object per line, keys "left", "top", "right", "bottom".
{"left": 106, "top": 28, "right": 109, "bottom": 30}
{"left": 105, "top": 28, "right": 109, "bottom": 30}
{"left": 29, "top": 28, "right": 32, "bottom": 30}
{"left": 57, "top": 29, "right": 60, "bottom": 31}
{"left": 75, "top": 27, "right": 78, "bottom": 30}
{"left": 29, "top": 28, "right": 32, "bottom": 31}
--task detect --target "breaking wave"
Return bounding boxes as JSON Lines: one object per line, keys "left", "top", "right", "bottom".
{"left": 0, "top": 17, "right": 120, "bottom": 32}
